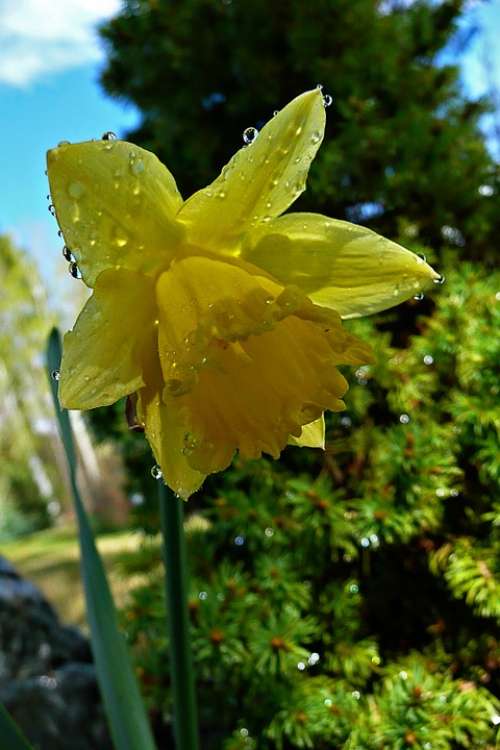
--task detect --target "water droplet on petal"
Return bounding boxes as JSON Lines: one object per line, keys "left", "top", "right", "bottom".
{"left": 68, "top": 181, "right": 85, "bottom": 199}
{"left": 57, "top": 140, "right": 70, "bottom": 147}
{"left": 130, "top": 158, "right": 145, "bottom": 175}
{"left": 102, "top": 131, "right": 117, "bottom": 141}
{"left": 399, "top": 413, "right": 410, "bottom": 424}
{"left": 434, "top": 274, "right": 446, "bottom": 285}
{"left": 69, "top": 262, "right": 82, "bottom": 279}
{"left": 48, "top": 204, "right": 55, "bottom": 216}
{"left": 322, "top": 93, "right": 333, "bottom": 107}
{"left": 310, "top": 131, "right": 322, "bottom": 145}
{"left": 51, "top": 370, "right": 60, "bottom": 381}
{"left": 62, "top": 246, "right": 73, "bottom": 262}
{"left": 273, "top": 110, "right": 278, "bottom": 117}
{"left": 423, "top": 354, "right": 434, "bottom": 365}
{"left": 242, "top": 126, "right": 259, "bottom": 145}
{"left": 417, "top": 252, "right": 427, "bottom": 263}
{"left": 151, "top": 464, "right": 163, "bottom": 480}
{"left": 413, "top": 292, "right": 424, "bottom": 301}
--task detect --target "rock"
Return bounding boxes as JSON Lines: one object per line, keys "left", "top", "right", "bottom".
{"left": 0, "top": 556, "right": 111, "bottom": 749}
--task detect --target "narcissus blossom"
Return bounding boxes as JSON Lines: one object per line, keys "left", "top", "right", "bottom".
{"left": 47, "top": 89, "right": 438, "bottom": 498}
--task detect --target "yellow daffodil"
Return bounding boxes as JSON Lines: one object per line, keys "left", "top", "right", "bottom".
{"left": 47, "top": 89, "right": 439, "bottom": 498}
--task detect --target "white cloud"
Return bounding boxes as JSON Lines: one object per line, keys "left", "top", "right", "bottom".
{"left": 0, "top": 0, "right": 121, "bottom": 87}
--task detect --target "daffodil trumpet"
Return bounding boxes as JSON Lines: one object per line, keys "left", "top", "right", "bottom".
{"left": 47, "top": 88, "right": 438, "bottom": 500}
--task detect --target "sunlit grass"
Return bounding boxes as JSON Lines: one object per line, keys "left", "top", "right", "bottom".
{"left": 2, "top": 525, "right": 143, "bottom": 628}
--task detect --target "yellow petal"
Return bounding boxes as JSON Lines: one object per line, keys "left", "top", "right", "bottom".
{"left": 59, "top": 269, "right": 156, "bottom": 409}
{"left": 242, "top": 213, "right": 440, "bottom": 318}
{"left": 288, "top": 415, "right": 325, "bottom": 448}
{"left": 47, "top": 140, "right": 184, "bottom": 287}
{"left": 155, "top": 255, "right": 370, "bottom": 477}
{"left": 178, "top": 90, "right": 325, "bottom": 253}
{"left": 136, "top": 348, "right": 206, "bottom": 500}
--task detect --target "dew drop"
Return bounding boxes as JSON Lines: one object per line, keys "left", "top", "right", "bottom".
{"left": 57, "top": 140, "right": 70, "bottom": 147}
{"left": 102, "top": 131, "right": 117, "bottom": 141}
{"left": 69, "top": 262, "right": 82, "bottom": 279}
{"left": 51, "top": 370, "right": 60, "bottom": 381}
{"left": 151, "top": 464, "right": 163, "bottom": 480}
{"left": 434, "top": 274, "right": 446, "bottom": 285}
{"left": 242, "top": 126, "right": 259, "bottom": 145}
{"left": 68, "top": 181, "right": 85, "bottom": 199}
{"left": 423, "top": 354, "right": 434, "bottom": 365}
{"left": 273, "top": 110, "right": 278, "bottom": 117}
{"left": 417, "top": 252, "right": 427, "bottom": 263}
{"left": 112, "top": 226, "right": 129, "bottom": 247}
{"left": 399, "top": 413, "right": 410, "bottom": 424}
{"left": 48, "top": 204, "right": 55, "bottom": 216}
{"left": 413, "top": 292, "right": 424, "bottom": 301}
{"left": 322, "top": 93, "right": 333, "bottom": 108}
{"left": 130, "top": 158, "right": 145, "bottom": 175}
{"left": 62, "top": 246, "right": 73, "bottom": 262}
{"left": 310, "top": 131, "right": 322, "bottom": 145}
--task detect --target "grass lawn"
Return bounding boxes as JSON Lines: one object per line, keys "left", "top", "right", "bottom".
{"left": 2, "top": 525, "right": 144, "bottom": 628}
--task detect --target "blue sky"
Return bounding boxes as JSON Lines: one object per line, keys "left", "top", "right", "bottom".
{"left": 0, "top": 0, "right": 499, "bottom": 303}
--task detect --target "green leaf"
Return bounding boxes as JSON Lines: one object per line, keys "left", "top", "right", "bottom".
{"left": 45, "top": 328, "right": 157, "bottom": 750}
{"left": 0, "top": 702, "right": 34, "bottom": 750}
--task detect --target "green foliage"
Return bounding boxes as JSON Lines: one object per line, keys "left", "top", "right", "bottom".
{"left": 115, "top": 264, "right": 499, "bottom": 749}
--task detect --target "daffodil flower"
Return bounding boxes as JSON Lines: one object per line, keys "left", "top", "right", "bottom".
{"left": 47, "top": 89, "right": 438, "bottom": 498}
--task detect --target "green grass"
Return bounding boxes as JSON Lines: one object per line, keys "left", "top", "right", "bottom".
{"left": 2, "top": 525, "right": 143, "bottom": 627}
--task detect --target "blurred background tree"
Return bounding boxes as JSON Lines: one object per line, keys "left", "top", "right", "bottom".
{"left": 0, "top": 234, "right": 63, "bottom": 538}
{"left": 100, "top": 0, "right": 499, "bottom": 263}
{"left": 92, "top": 1, "right": 500, "bottom": 747}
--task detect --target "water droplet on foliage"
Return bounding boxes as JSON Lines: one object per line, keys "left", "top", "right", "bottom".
{"left": 417, "top": 253, "right": 427, "bottom": 264}
{"left": 423, "top": 354, "right": 434, "bottom": 365}
{"left": 264, "top": 527, "right": 274, "bottom": 537}
{"left": 62, "top": 246, "right": 73, "bottom": 262}
{"left": 234, "top": 535, "right": 245, "bottom": 546}
{"left": 151, "top": 465, "right": 163, "bottom": 480}
{"left": 433, "top": 274, "right": 445, "bottom": 285}
{"left": 297, "top": 661, "right": 306, "bottom": 671}
{"left": 51, "top": 370, "right": 60, "bottom": 381}
{"left": 69, "top": 262, "right": 81, "bottom": 279}
{"left": 351, "top": 690, "right": 361, "bottom": 699}
{"left": 242, "top": 126, "right": 258, "bottom": 145}
{"left": 360, "top": 537, "right": 370, "bottom": 548}
{"left": 340, "top": 415, "right": 352, "bottom": 427}
{"left": 240, "top": 729, "right": 249, "bottom": 738}
{"left": 48, "top": 204, "right": 55, "bottom": 216}
{"left": 414, "top": 292, "right": 424, "bottom": 301}
{"left": 58, "top": 140, "right": 70, "bottom": 147}
{"left": 308, "top": 652, "right": 320, "bottom": 665}
{"left": 102, "top": 131, "right": 117, "bottom": 141}
{"left": 399, "top": 670, "right": 408, "bottom": 680}
{"left": 324, "top": 698, "right": 333, "bottom": 707}
{"left": 310, "top": 131, "right": 322, "bottom": 145}
{"left": 399, "top": 413, "right": 410, "bottom": 424}
{"left": 198, "top": 591, "right": 208, "bottom": 600}
{"left": 349, "top": 583, "right": 359, "bottom": 594}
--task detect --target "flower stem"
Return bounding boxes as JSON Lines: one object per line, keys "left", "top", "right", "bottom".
{"left": 158, "top": 482, "right": 200, "bottom": 750}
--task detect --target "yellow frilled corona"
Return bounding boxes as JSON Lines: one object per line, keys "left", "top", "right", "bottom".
{"left": 47, "top": 89, "right": 439, "bottom": 498}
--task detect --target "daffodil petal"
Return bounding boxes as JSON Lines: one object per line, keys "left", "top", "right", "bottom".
{"left": 178, "top": 90, "right": 325, "bottom": 253}
{"left": 47, "top": 140, "right": 184, "bottom": 286}
{"left": 288, "top": 415, "right": 325, "bottom": 448}
{"left": 136, "top": 350, "right": 206, "bottom": 500}
{"left": 59, "top": 269, "right": 156, "bottom": 409}
{"left": 242, "top": 213, "right": 440, "bottom": 318}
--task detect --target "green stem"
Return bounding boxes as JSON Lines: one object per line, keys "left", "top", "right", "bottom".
{"left": 158, "top": 482, "right": 199, "bottom": 750}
